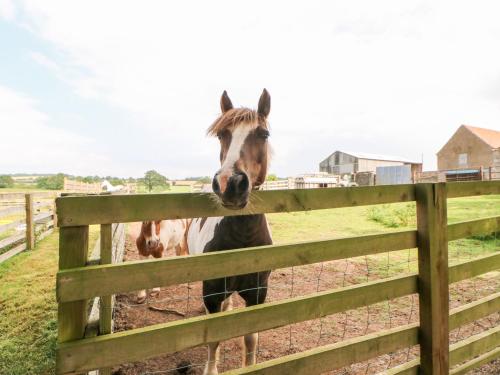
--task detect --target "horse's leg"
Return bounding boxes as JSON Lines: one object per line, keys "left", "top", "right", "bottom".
{"left": 238, "top": 272, "right": 270, "bottom": 367}
{"left": 202, "top": 281, "right": 227, "bottom": 375}
{"left": 179, "top": 231, "right": 189, "bottom": 256}
{"left": 137, "top": 254, "right": 149, "bottom": 303}
{"left": 243, "top": 333, "right": 258, "bottom": 367}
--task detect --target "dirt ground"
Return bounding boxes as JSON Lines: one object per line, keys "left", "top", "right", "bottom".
{"left": 112, "top": 224, "right": 499, "bottom": 375}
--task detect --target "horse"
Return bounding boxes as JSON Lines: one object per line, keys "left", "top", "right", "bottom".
{"left": 136, "top": 219, "right": 190, "bottom": 303}
{"left": 101, "top": 179, "right": 125, "bottom": 193}
{"left": 187, "top": 89, "right": 272, "bottom": 375}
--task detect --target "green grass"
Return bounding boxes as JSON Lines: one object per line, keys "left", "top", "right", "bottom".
{"left": 0, "top": 226, "right": 99, "bottom": 375}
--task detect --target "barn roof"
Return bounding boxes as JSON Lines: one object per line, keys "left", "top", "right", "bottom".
{"left": 339, "top": 150, "right": 421, "bottom": 164}
{"left": 463, "top": 125, "right": 500, "bottom": 149}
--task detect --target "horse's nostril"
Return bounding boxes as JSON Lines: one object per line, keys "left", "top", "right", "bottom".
{"left": 212, "top": 174, "right": 221, "bottom": 194}
{"left": 236, "top": 174, "right": 249, "bottom": 192}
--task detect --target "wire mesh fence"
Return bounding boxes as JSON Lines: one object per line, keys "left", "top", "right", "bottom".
{"left": 96, "top": 222, "right": 497, "bottom": 375}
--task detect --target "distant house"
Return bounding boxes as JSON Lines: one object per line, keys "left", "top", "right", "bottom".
{"left": 319, "top": 150, "right": 422, "bottom": 176}
{"left": 437, "top": 125, "right": 500, "bottom": 173}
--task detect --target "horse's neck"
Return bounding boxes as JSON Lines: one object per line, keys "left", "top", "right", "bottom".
{"left": 219, "top": 214, "right": 272, "bottom": 247}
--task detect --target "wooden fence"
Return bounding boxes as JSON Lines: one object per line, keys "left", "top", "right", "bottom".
{"left": 63, "top": 177, "right": 102, "bottom": 193}
{"left": 55, "top": 181, "right": 500, "bottom": 374}
{"left": 0, "top": 191, "right": 57, "bottom": 263}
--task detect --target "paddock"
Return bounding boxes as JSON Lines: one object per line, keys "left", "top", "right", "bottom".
{"left": 55, "top": 181, "right": 500, "bottom": 374}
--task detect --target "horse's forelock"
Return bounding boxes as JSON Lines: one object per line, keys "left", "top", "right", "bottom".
{"left": 207, "top": 108, "right": 268, "bottom": 136}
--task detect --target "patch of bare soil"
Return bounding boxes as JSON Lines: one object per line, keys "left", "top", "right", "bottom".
{"left": 112, "top": 224, "right": 499, "bottom": 374}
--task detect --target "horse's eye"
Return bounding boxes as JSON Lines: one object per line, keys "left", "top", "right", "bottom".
{"left": 259, "top": 130, "right": 270, "bottom": 139}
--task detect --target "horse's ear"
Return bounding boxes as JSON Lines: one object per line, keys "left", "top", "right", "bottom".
{"left": 220, "top": 90, "right": 233, "bottom": 113}
{"left": 258, "top": 88, "right": 271, "bottom": 118}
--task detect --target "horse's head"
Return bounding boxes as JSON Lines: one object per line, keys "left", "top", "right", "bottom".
{"left": 208, "top": 89, "right": 271, "bottom": 209}
{"left": 136, "top": 221, "right": 164, "bottom": 258}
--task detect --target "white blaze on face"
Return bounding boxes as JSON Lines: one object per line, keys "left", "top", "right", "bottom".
{"left": 144, "top": 222, "right": 158, "bottom": 243}
{"left": 218, "top": 123, "right": 256, "bottom": 193}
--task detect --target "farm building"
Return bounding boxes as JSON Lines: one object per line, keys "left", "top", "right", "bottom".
{"left": 319, "top": 150, "right": 422, "bottom": 177}
{"left": 437, "top": 125, "right": 500, "bottom": 179}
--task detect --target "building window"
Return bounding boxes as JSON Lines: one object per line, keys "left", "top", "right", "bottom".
{"left": 458, "top": 153, "right": 468, "bottom": 166}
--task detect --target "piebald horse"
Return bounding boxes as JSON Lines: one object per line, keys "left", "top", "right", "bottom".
{"left": 187, "top": 89, "right": 272, "bottom": 375}
{"left": 136, "top": 220, "right": 189, "bottom": 303}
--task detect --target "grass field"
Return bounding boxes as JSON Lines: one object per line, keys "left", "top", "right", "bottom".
{"left": 0, "top": 194, "right": 498, "bottom": 374}
{"left": 0, "top": 226, "right": 99, "bottom": 375}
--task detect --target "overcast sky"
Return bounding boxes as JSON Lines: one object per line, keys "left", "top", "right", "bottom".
{"left": 1, "top": 1, "right": 500, "bottom": 178}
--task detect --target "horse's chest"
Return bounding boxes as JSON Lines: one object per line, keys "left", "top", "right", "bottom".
{"left": 187, "top": 217, "right": 223, "bottom": 255}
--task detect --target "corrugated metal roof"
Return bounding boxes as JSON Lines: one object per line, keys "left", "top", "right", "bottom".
{"left": 340, "top": 150, "right": 421, "bottom": 164}
{"left": 463, "top": 125, "right": 500, "bottom": 148}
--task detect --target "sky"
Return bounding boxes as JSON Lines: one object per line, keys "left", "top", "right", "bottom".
{"left": 1, "top": 1, "right": 500, "bottom": 179}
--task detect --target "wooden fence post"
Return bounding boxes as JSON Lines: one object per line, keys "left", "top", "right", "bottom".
{"left": 25, "top": 193, "right": 35, "bottom": 250}
{"left": 99, "top": 223, "right": 113, "bottom": 375}
{"left": 57, "top": 225, "right": 89, "bottom": 373}
{"left": 416, "top": 183, "right": 449, "bottom": 374}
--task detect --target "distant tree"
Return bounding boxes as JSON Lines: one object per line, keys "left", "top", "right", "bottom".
{"left": 266, "top": 174, "right": 278, "bottom": 181}
{"left": 36, "top": 173, "right": 65, "bottom": 190}
{"left": 141, "top": 170, "right": 168, "bottom": 192}
{"left": 185, "top": 176, "right": 211, "bottom": 183}
{"left": 0, "top": 175, "right": 14, "bottom": 188}
{"left": 82, "top": 176, "right": 99, "bottom": 183}
{"left": 197, "top": 176, "right": 211, "bottom": 184}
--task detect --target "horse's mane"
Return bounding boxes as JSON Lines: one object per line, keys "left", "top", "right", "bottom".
{"left": 207, "top": 108, "right": 268, "bottom": 136}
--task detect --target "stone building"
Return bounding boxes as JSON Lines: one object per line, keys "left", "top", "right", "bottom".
{"left": 437, "top": 125, "right": 500, "bottom": 178}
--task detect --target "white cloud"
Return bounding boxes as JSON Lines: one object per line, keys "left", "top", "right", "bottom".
{"left": 4, "top": 1, "right": 500, "bottom": 176}
{"left": 0, "top": 0, "right": 14, "bottom": 20}
{"left": 0, "top": 85, "right": 112, "bottom": 175}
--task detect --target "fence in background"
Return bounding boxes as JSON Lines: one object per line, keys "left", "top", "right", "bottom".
{"left": 54, "top": 181, "right": 500, "bottom": 374}
{"left": 63, "top": 177, "right": 102, "bottom": 194}
{"left": 0, "top": 192, "right": 57, "bottom": 263}
{"left": 416, "top": 166, "right": 500, "bottom": 183}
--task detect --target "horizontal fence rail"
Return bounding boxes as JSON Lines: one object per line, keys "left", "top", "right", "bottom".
{"left": 56, "top": 184, "right": 417, "bottom": 226}
{"left": 57, "top": 230, "right": 416, "bottom": 303}
{"left": 56, "top": 214, "right": 500, "bottom": 303}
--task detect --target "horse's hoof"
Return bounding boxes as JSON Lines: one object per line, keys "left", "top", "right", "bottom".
{"left": 137, "top": 291, "right": 147, "bottom": 304}
{"left": 150, "top": 287, "right": 161, "bottom": 297}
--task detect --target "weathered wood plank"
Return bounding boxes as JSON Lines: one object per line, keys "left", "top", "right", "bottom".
{"left": 57, "top": 226, "right": 89, "bottom": 347}
{"left": 449, "top": 325, "right": 500, "bottom": 367}
{"left": 56, "top": 274, "right": 418, "bottom": 374}
{"left": 34, "top": 211, "right": 53, "bottom": 223}
{"left": 0, "top": 219, "right": 24, "bottom": 234}
{"left": 449, "top": 292, "right": 500, "bottom": 330}
{"left": 32, "top": 191, "right": 58, "bottom": 198}
{"left": 34, "top": 201, "right": 55, "bottom": 210}
{"left": 57, "top": 230, "right": 416, "bottom": 303}
{"left": 450, "top": 346, "right": 500, "bottom": 375}
{"left": 99, "top": 224, "right": 113, "bottom": 375}
{"left": 447, "top": 180, "right": 500, "bottom": 198}
{"left": 0, "top": 192, "right": 25, "bottom": 200}
{"left": 25, "top": 194, "right": 35, "bottom": 250}
{"left": 0, "top": 205, "right": 25, "bottom": 218}
{"left": 223, "top": 324, "right": 419, "bottom": 375}
{"left": 0, "top": 242, "right": 26, "bottom": 264}
{"left": 416, "top": 183, "right": 449, "bottom": 375}
{"left": 56, "top": 184, "right": 416, "bottom": 226}
{"left": 448, "top": 252, "right": 500, "bottom": 284}
{"left": 448, "top": 216, "right": 500, "bottom": 241}
{"left": 0, "top": 232, "right": 25, "bottom": 250}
